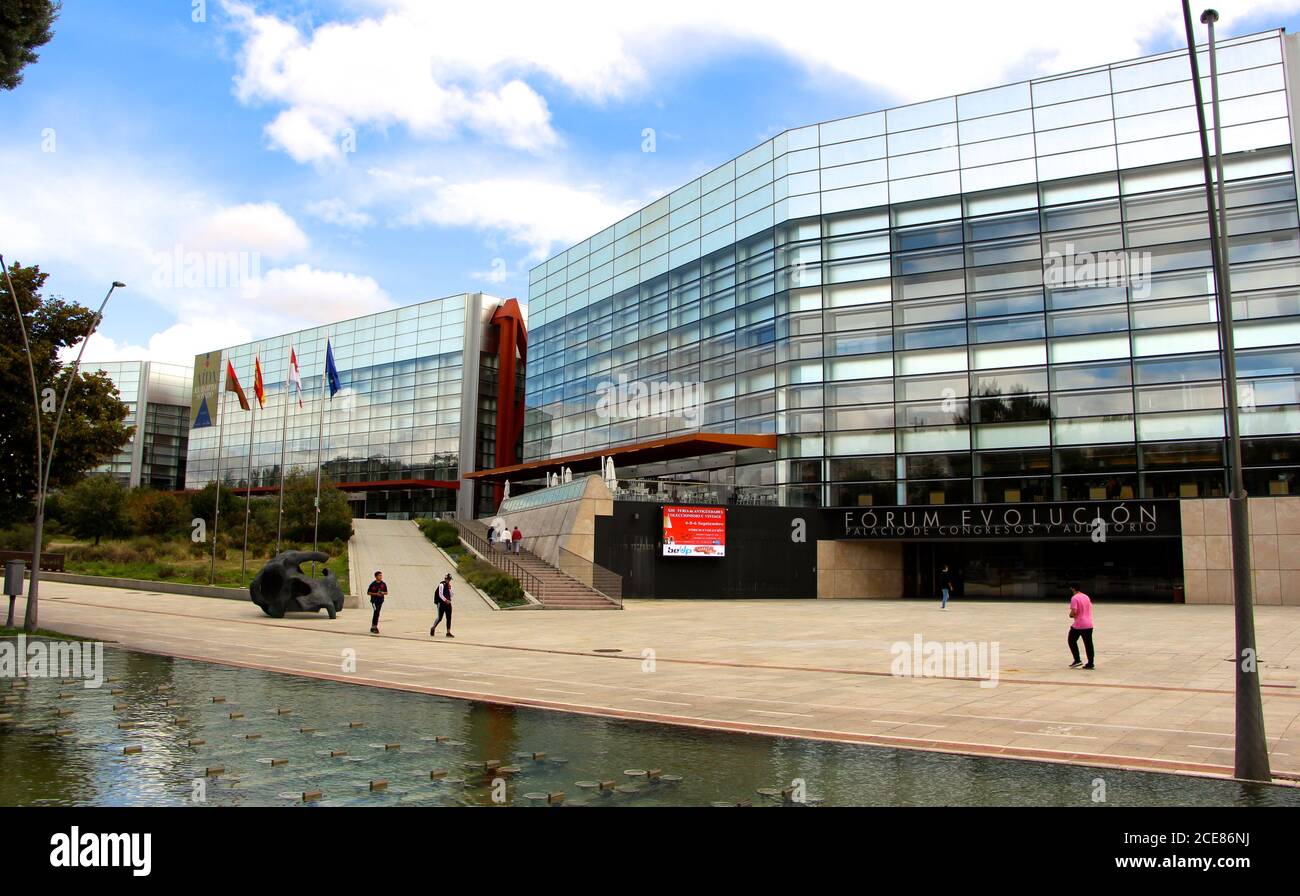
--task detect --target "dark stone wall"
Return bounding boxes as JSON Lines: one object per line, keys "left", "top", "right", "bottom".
{"left": 594, "top": 502, "right": 818, "bottom": 599}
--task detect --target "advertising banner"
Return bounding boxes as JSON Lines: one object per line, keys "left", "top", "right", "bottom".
{"left": 190, "top": 350, "right": 222, "bottom": 429}
{"left": 662, "top": 505, "right": 726, "bottom": 557}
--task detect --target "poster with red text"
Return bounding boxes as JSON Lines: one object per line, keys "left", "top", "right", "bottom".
{"left": 662, "top": 505, "right": 727, "bottom": 557}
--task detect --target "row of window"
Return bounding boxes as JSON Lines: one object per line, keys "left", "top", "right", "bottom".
{"left": 530, "top": 146, "right": 1295, "bottom": 325}
{"left": 531, "top": 168, "right": 1297, "bottom": 359}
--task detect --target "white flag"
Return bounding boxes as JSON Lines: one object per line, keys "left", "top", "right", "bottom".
{"left": 289, "top": 347, "right": 304, "bottom": 408}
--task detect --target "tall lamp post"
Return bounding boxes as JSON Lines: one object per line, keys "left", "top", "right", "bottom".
{"left": 1180, "top": 4, "right": 1270, "bottom": 782}
{"left": 1, "top": 255, "right": 122, "bottom": 632}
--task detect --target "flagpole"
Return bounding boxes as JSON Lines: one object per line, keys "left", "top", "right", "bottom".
{"left": 240, "top": 350, "right": 259, "bottom": 578}
{"left": 275, "top": 345, "right": 291, "bottom": 555}
{"left": 312, "top": 335, "right": 328, "bottom": 573}
{"left": 209, "top": 389, "right": 227, "bottom": 586}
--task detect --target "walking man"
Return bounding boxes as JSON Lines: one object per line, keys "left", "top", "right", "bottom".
{"left": 367, "top": 571, "right": 387, "bottom": 635}
{"left": 1067, "top": 583, "right": 1095, "bottom": 670}
{"left": 511, "top": 526, "right": 523, "bottom": 555}
{"left": 430, "top": 573, "right": 455, "bottom": 638}
{"left": 939, "top": 564, "right": 954, "bottom": 610}
{"left": 487, "top": 525, "right": 496, "bottom": 552}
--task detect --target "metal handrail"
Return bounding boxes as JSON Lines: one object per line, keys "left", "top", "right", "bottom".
{"left": 449, "top": 519, "right": 545, "bottom": 602}
{"left": 609, "top": 478, "right": 781, "bottom": 506}
{"left": 557, "top": 548, "right": 623, "bottom": 606}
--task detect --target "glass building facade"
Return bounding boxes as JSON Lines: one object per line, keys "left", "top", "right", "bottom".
{"left": 524, "top": 30, "right": 1300, "bottom": 509}
{"left": 86, "top": 360, "right": 192, "bottom": 490}
{"left": 185, "top": 293, "right": 523, "bottom": 519}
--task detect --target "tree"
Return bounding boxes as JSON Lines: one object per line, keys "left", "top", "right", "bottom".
{"left": 128, "top": 488, "right": 186, "bottom": 537}
{"left": 280, "top": 470, "right": 353, "bottom": 543}
{"left": 0, "top": 1, "right": 60, "bottom": 90}
{"left": 189, "top": 481, "right": 238, "bottom": 529}
{"left": 0, "top": 261, "right": 132, "bottom": 526}
{"left": 61, "top": 475, "right": 129, "bottom": 545}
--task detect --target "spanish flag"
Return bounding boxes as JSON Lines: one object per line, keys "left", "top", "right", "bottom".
{"left": 253, "top": 356, "right": 266, "bottom": 409}
{"left": 225, "top": 360, "right": 250, "bottom": 411}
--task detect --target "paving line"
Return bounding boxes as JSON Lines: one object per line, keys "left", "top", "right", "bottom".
{"left": 872, "top": 720, "right": 943, "bottom": 728}
{"left": 1013, "top": 730, "right": 1100, "bottom": 740}
{"left": 628, "top": 697, "right": 693, "bottom": 707}
{"left": 746, "top": 709, "right": 814, "bottom": 717}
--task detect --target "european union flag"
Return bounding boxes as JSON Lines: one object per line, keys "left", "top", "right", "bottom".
{"left": 325, "top": 339, "right": 341, "bottom": 398}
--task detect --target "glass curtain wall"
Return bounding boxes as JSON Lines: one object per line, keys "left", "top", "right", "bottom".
{"left": 525, "top": 31, "right": 1300, "bottom": 507}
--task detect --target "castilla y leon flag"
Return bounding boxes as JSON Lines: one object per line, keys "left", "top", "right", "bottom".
{"left": 225, "top": 360, "right": 251, "bottom": 411}
{"left": 253, "top": 356, "right": 266, "bottom": 409}
{"left": 288, "top": 347, "right": 303, "bottom": 408}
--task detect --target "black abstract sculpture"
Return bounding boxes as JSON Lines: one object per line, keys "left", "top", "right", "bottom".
{"left": 250, "top": 551, "right": 346, "bottom": 619}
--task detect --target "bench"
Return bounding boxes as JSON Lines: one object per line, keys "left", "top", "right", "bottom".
{"left": 0, "top": 550, "right": 66, "bottom": 572}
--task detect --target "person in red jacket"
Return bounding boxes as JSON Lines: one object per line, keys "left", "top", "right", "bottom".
{"left": 511, "top": 526, "right": 523, "bottom": 554}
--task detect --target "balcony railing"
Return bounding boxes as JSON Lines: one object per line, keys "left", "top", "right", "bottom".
{"left": 449, "top": 518, "right": 546, "bottom": 603}
{"left": 610, "top": 478, "right": 780, "bottom": 506}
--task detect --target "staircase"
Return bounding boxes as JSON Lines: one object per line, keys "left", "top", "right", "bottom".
{"left": 454, "top": 519, "right": 621, "bottom": 610}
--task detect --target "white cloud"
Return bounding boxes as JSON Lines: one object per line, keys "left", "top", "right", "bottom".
{"left": 79, "top": 320, "right": 256, "bottom": 367}
{"left": 370, "top": 168, "right": 642, "bottom": 260}
{"left": 256, "top": 264, "right": 392, "bottom": 324}
{"left": 224, "top": 1, "right": 561, "bottom": 162}
{"left": 305, "top": 198, "right": 374, "bottom": 230}
{"left": 223, "top": 0, "right": 1300, "bottom": 168}
{"left": 0, "top": 147, "right": 391, "bottom": 364}
{"left": 187, "top": 201, "right": 309, "bottom": 258}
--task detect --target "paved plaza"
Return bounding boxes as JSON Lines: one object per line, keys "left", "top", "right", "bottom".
{"left": 12, "top": 579, "right": 1300, "bottom": 784}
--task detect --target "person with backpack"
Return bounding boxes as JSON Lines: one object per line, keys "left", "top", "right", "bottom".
{"left": 430, "top": 573, "right": 455, "bottom": 638}
{"left": 367, "top": 571, "right": 387, "bottom": 634}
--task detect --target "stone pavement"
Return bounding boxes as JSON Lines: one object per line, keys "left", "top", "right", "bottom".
{"left": 348, "top": 519, "right": 491, "bottom": 618}
{"left": 13, "top": 583, "right": 1300, "bottom": 783}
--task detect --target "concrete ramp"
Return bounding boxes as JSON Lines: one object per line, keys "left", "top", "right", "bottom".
{"left": 348, "top": 519, "right": 488, "bottom": 615}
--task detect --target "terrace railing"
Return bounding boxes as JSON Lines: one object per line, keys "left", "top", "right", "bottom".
{"left": 449, "top": 518, "right": 545, "bottom": 603}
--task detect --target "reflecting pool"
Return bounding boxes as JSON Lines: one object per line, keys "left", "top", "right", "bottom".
{"left": 2, "top": 645, "right": 1296, "bottom": 807}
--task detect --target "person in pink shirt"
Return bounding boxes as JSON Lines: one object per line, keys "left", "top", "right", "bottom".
{"left": 1067, "top": 584, "right": 1095, "bottom": 670}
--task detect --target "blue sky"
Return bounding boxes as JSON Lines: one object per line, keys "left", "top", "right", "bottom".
{"left": 4, "top": 0, "right": 1300, "bottom": 363}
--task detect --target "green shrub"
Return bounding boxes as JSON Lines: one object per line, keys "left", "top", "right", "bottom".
{"left": 127, "top": 488, "right": 186, "bottom": 536}
{"left": 0, "top": 523, "right": 50, "bottom": 551}
{"left": 61, "top": 475, "right": 131, "bottom": 544}
{"left": 417, "top": 518, "right": 461, "bottom": 549}
{"left": 455, "top": 555, "right": 525, "bottom": 605}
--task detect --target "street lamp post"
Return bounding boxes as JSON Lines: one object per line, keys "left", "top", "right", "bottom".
{"left": 1, "top": 254, "right": 45, "bottom": 629}
{"left": 0, "top": 258, "right": 122, "bottom": 632}
{"left": 1180, "top": 3, "right": 1270, "bottom": 782}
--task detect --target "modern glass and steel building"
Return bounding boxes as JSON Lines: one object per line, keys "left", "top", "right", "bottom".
{"left": 522, "top": 30, "right": 1300, "bottom": 508}
{"left": 185, "top": 293, "right": 526, "bottom": 519}
{"left": 86, "top": 360, "right": 193, "bottom": 490}
{"left": 489, "top": 29, "right": 1300, "bottom": 601}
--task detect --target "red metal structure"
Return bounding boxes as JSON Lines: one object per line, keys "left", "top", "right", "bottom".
{"left": 489, "top": 298, "right": 527, "bottom": 506}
